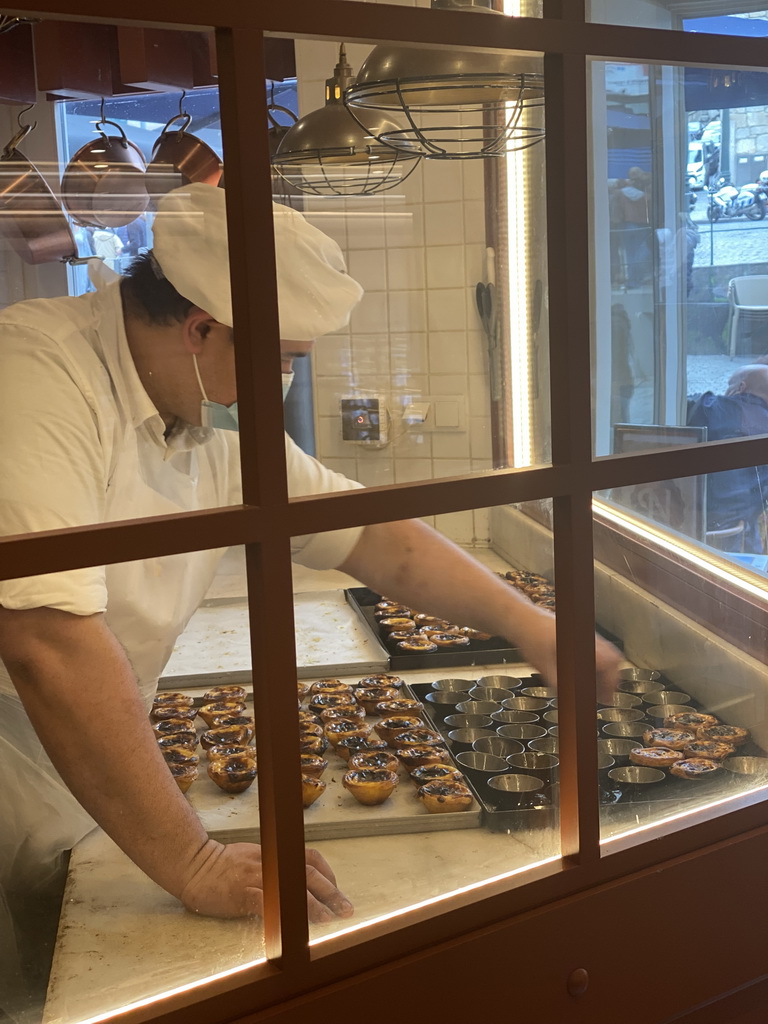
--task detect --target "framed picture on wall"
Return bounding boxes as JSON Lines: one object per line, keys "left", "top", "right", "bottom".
{"left": 609, "top": 423, "right": 708, "bottom": 541}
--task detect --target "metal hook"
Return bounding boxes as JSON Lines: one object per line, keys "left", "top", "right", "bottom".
{"left": 2, "top": 104, "right": 36, "bottom": 158}
{"left": 17, "top": 103, "right": 37, "bottom": 133}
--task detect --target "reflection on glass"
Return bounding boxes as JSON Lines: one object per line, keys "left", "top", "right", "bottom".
{"left": 589, "top": 2, "right": 768, "bottom": 35}
{"left": 593, "top": 490, "right": 768, "bottom": 844}
{"left": 591, "top": 58, "right": 768, "bottom": 568}
{"left": 286, "top": 32, "right": 550, "bottom": 489}
{"left": 296, "top": 503, "right": 560, "bottom": 946}
{"left": 0, "top": 549, "right": 262, "bottom": 1024}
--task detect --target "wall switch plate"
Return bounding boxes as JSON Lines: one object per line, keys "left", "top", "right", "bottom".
{"left": 340, "top": 396, "right": 386, "bottom": 443}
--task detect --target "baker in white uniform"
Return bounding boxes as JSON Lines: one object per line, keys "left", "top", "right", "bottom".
{"left": 0, "top": 184, "right": 619, "bottom": 1019}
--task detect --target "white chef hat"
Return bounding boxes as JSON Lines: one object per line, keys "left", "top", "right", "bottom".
{"left": 151, "top": 183, "right": 362, "bottom": 339}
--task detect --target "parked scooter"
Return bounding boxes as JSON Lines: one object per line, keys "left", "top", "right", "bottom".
{"left": 707, "top": 174, "right": 767, "bottom": 221}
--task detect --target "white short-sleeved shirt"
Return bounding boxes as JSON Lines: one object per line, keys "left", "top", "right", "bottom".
{"left": 0, "top": 281, "right": 363, "bottom": 696}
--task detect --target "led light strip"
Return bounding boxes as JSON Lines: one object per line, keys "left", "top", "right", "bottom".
{"left": 504, "top": 0, "right": 532, "bottom": 467}
{"left": 594, "top": 497, "right": 768, "bottom": 601}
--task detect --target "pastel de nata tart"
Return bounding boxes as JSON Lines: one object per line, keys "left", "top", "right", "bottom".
{"left": 335, "top": 736, "right": 389, "bottom": 762}
{"left": 300, "top": 753, "right": 329, "bottom": 779}
{"left": 460, "top": 626, "right": 493, "bottom": 641}
{"left": 206, "top": 743, "right": 252, "bottom": 762}
{"left": 358, "top": 674, "right": 404, "bottom": 690}
{"left": 211, "top": 715, "right": 255, "bottom": 743}
{"left": 324, "top": 720, "right": 371, "bottom": 747}
{"left": 424, "top": 632, "right": 471, "bottom": 649}
{"left": 302, "top": 774, "right": 326, "bottom": 808}
{"left": 342, "top": 768, "right": 399, "bottom": 806}
{"left": 348, "top": 751, "right": 401, "bottom": 774}
{"left": 320, "top": 705, "right": 366, "bottom": 723}
{"left": 396, "top": 637, "right": 438, "bottom": 654}
{"left": 198, "top": 701, "right": 247, "bottom": 728}
{"left": 168, "top": 761, "right": 198, "bottom": 793}
{"left": 375, "top": 716, "right": 423, "bottom": 746}
{"left": 203, "top": 685, "right": 248, "bottom": 704}
{"left": 200, "top": 724, "right": 252, "bottom": 750}
{"left": 153, "top": 717, "right": 197, "bottom": 738}
{"left": 299, "top": 710, "right": 323, "bottom": 727}
{"left": 378, "top": 616, "right": 416, "bottom": 635}
{"left": 308, "top": 693, "right": 358, "bottom": 715}
{"left": 698, "top": 724, "right": 749, "bottom": 747}
{"left": 413, "top": 614, "right": 448, "bottom": 628}
{"left": 374, "top": 603, "right": 411, "bottom": 618}
{"left": 418, "top": 780, "right": 474, "bottom": 813}
{"left": 629, "top": 746, "right": 685, "bottom": 769}
{"left": 300, "top": 735, "right": 328, "bottom": 756}
{"left": 642, "top": 728, "right": 695, "bottom": 751}
{"left": 409, "top": 763, "right": 464, "bottom": 787}
{"left": 664, "top": 712, "right": 718, "bottom": 734}
{"left": 310, "top": 679, "right": 354, "bottom": 697}
{"left": 207, "top": 753, "right": 258, "bottom": 793}
{"left": 355, "top": 687, "right": 399, "bottom": 715}
{"left": 669, "top": 757, "right": 722, "bottom": 780}
{"left": 156, "top": 731, "right": 197, "bottom": 752}
{"left": 375, "top": 698, "right": 424, "bottom": 718}
{"left": 160, "top": 745, "right": 200, "bottom": 767}
{"left": 300, "top": 723, "right": 325, "bottom": 739}
{"left": 297, "top": 682, "right": 311, "bottom": 702}
{"left": 683, "top": 739, "right": 735, "bottom": 761}
{"left": 150, "top": 703, "right": 198, "bottom": 723}
{"left": 395, "top": 745, "right": 452, "bottom": 772}
{"left": 153, "top": 691, "right": 195, "bottom": 708}
{"left": 390, "top": 728, "right": 443, "bottom": 749}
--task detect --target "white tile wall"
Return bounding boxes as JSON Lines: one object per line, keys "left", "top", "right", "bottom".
{"left": 294, "top": 28, "right": 499, "bottom": 542}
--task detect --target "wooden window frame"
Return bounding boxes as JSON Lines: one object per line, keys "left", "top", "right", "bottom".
{"left": 2, "top": 3, "right": 768, "bottom": 1022}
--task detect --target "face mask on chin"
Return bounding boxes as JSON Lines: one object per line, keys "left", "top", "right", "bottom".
{"left": 193, "top": 354, "right": 239, "bottom": 432}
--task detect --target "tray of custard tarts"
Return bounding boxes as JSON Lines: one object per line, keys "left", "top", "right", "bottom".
{"left": 345, "top": 588, "right": 524, "bottom": 671}
{"left": 151, "top": 678, "right": 482, "bottom": 843}
{"left": 405, "top": 673, "right": 767, "bottom": 830}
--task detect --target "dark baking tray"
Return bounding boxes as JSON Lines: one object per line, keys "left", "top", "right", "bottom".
{"left": 405, "top": 676, "right": 765, "bottom": 833}
{"left": 346, "top": 587, "right": 524, "bottom": 671}
{"left": 405, "top": 678, "right": 558, "bottom": 833}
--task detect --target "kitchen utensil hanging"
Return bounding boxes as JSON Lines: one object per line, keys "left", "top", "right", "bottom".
{"left": 0, "top": 107, "right": 78, "bottom": 265}
{"left": 146, "top": 93, "right": 223, "bottom": 197}
{"left": 61, "top": 103, "right": 149, "bottom": 228}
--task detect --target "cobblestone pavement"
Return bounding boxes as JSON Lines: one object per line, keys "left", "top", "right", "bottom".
{"left": 686, "top": 352, "right": 758, "bottom": 395}
{"left": 690, "top": 201, "right": 768, "bottom": 267}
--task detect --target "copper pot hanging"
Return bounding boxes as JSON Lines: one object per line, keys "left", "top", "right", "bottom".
{"left": 146, "top": 112, "right": 223, "bottom": 197}
{"left": 61, "top": 118, "right": 149, "bottom": 228}
{"left": 0, "top": 120, "right": 77, "bottom": 265}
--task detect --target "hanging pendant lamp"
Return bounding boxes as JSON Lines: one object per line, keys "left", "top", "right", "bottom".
{"left": 272, "top": 44, "right": 421, "bottom": 196}
{"left": 344, "top": 0, "right": 545, "bottom": 160}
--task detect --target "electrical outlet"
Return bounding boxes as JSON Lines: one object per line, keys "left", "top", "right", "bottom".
{"left": 340, "top": 396, "right": 386, "bottom": 443}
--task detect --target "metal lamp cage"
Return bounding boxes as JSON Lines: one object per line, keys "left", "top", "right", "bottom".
{"left": 344, "top": 71, "right": 546, "bottom": 160}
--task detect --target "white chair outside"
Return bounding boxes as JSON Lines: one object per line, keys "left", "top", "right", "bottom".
{"left": 728, "top": 275, "right": 768, "bottom": 357}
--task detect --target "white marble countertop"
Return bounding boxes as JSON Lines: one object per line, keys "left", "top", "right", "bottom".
{"left": 45, "top": 546, "right": 549, "bottom": 1022}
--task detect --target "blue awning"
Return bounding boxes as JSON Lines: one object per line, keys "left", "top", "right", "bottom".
{"left": 684, "top": 15, "right": 768, "bottom": 36}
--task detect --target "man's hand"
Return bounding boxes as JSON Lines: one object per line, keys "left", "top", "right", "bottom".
{"left": 516, "top": 605, "right": 622, "bottom": 702}
{"left": 179, "top": 840, "right": 354, "bottom": 923}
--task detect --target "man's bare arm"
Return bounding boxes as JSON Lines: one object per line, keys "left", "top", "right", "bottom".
{"left": 0, "top": 606, "right": 352, "bottom": 922}
{"left": 339, "top": 519, "right": 620, "bottom": 693}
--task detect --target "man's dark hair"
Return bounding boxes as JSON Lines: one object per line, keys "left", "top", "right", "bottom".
{"left": 120, "top": 252, "right": 194, "bottom": 326}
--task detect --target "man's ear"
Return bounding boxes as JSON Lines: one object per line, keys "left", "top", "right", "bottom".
{"left": 181, "top": 307, "right": 217, "bottom": 355}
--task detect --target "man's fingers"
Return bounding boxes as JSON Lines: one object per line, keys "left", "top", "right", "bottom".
{"left": 305, "top": 847, "right": 337, "bottom": 886}
{"left": 243, "top": 886, "right": 266, "bottom": 918}
{"left": 306, "top": 863, "right": 354, "bottom": 920}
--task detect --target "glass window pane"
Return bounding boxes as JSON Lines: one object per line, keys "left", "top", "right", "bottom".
{"left": 279, "top": 33, "right": 550, "bottom": 493}
{"left": 296, "top": 503, "right": 562, "bottom": 944}
{"left": 593, "top": 487, "right": 768, "bottom": 845}
{"left": 0, "top": 549, "right": 263, "bottom": 1022}
{"left": 588, "top": 2, "right": 768, "bottom": 33}
{"left": 591, "top": 58, "right": 768, "bottom": 568}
